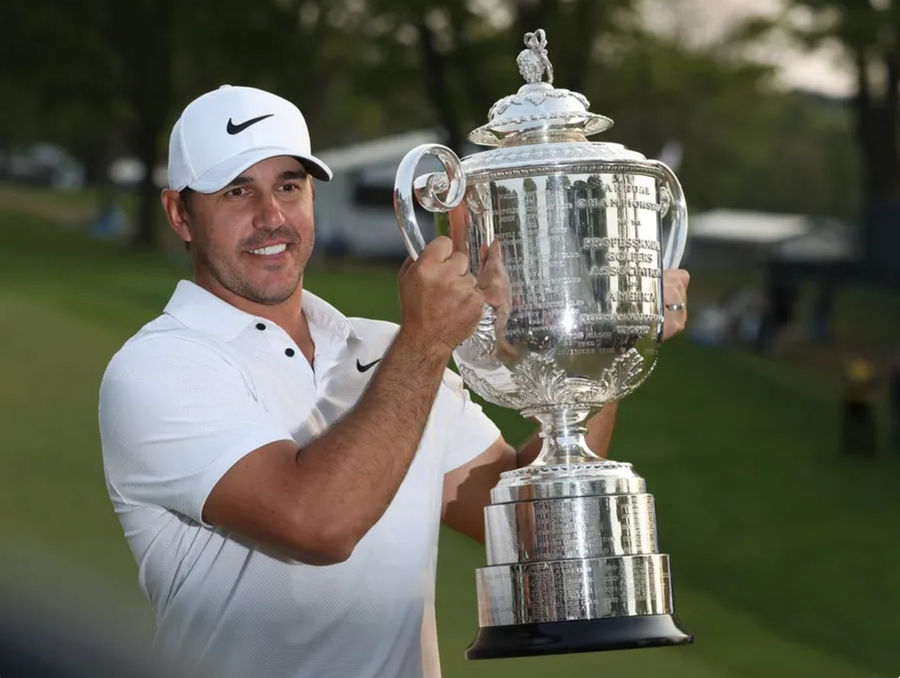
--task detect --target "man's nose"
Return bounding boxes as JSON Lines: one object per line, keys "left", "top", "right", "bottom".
{"left": 252, "top": 192, "right": 285, "bottom": 230}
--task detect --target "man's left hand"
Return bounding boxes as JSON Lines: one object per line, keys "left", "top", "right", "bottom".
{"left": 662, "top": 269, "right": 690, "bottom": 342}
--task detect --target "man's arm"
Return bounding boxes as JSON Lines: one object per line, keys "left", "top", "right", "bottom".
{"left": 204, "top": 237, "right": 484, "bottom": 565}
{"left": 441, "top": 403, "right": 618, "bottom": 543}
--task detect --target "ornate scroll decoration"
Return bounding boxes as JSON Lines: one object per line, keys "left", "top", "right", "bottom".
{"left": 414, "top": 171, "right": 450, "bottom": 212}
{"left": 458, "top": 364, "right": 523, "bottom": 409}
{"left": 567, "top": 349, "right": 650, "bottom": 406}
{"left": 461, "top": 146, "right": 650, "bottom": 175}
{"left": 510, "top": 353, "right": 570, "bottom": 406}
{"left": 460, "top": 348, "right": 649, "bottom": 412}
{"left": 460, "top": 318, "right": 496, "bottom": 361}
{"left": 592, "top": 348, "right": 645, "bottom": 401}
{"left": 485, "top": 90, "right": 592, "bottom": 123}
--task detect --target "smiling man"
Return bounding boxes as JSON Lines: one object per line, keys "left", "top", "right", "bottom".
{"left": 98, "top": 85, "right": 689, "bottom": 678}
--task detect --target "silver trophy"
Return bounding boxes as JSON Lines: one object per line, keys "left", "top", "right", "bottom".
{"left": 394, "top": 29, "right": 692, "bottom": 658}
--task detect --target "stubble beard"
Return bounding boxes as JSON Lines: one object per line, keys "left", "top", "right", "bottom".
{"left": 196, "top": 232, "right": 311, "bottom": 306}
{"left": 224, "top": 266, "right": 302, "bottom": 306}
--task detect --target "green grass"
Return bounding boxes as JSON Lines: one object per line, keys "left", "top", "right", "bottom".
{"left": 1, "top": 190, "right": 898, "bottom": 677}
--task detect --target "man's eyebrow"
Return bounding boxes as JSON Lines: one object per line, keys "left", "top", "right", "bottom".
{"left": 280, "top": 169, "right": 308, "bottom": 181}
{"left": 224, "top": 176, "right": 252, "bottom": 189}
{"left": 223, "top": 169, "right": 307, "bottom": 189}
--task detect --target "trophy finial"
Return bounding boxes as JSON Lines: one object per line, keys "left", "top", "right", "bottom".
{"left": 517, "top": 29, "right": 554, "bottom": 85}
{"left": 471, "top": 26, "right": 614, "bottom": 146}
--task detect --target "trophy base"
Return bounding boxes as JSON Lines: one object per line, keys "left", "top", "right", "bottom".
{"left": 465, "top": 614, "right": 692, "bottom": 660}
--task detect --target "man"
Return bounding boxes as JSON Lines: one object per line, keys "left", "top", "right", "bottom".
{"left": 99, "top": 85, "right": 690, "bottom": 678}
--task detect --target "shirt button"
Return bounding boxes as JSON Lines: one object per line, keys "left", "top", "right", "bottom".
{"left": 255, "top": 323, "right": 266, "bottom": 330}
{"left": 285, "top": 348, "right": 295, "bottom": 357}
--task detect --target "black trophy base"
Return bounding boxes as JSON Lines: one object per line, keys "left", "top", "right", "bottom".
{"left": 465, "top": 614, "right": 693, "bottom": 660}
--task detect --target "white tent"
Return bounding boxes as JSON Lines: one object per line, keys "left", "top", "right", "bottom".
{"left": 689, "top": 209, "right": 811, "bottom": 244}
{"left": 685, "top": 209, "right": 856, "bottom": 268}
{"left": 314, "top": 129, "right": 444, "bottom": 259}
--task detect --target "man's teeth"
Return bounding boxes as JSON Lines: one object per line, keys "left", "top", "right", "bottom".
{"left": 250, "top": 244, "right": 287, "bottom": 255}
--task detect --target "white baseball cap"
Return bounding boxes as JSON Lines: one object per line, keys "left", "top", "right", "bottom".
{"left": 167, "top": 85, "right": 332, "bottom": 193}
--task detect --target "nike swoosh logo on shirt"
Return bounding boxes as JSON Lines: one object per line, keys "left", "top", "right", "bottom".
{"left": 226, "top": 114, "right": 274, "bottom": 135}
{"left": 356, "top": 358, "right": 381, "bottom": 373}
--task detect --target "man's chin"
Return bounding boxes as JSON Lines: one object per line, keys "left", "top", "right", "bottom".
{"left": 234, "top": 277, "right": 301, "bottom": 306}
{"left": 246, "top": 287, "right": 297, "bottom": 305}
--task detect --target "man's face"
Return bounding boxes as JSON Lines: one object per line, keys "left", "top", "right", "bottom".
{"left": 171, "top": 155, "right": 315, "bottom": 307}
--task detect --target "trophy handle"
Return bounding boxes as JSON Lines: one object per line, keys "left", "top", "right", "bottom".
{"left": 393, "top": 143, "right": 466, "bottom": 260}
{"left": 652, "top": 161, "right": 688, "bottom": 269}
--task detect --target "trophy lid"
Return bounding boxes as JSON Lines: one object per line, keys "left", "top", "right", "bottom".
{"left": 468, "top": 29, "right": 613, "bottom": 147}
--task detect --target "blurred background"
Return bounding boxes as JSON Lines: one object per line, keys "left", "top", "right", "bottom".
{"left": 1, "top": 0, "right": 899, "bottom": 676}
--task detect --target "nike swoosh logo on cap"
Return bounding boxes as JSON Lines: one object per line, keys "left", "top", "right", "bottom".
{"left": 226, "top": 113, "right": 274, "bottom": 135}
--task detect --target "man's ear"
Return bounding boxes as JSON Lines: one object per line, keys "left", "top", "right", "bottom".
{"left": 161, "top": 189, "right": 192, "bottom": 243}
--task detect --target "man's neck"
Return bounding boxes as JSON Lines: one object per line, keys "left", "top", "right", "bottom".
{"left": 197, "top": 279, "right": 316, "bottom": 366}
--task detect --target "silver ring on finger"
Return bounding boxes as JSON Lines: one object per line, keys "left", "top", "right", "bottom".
{"left": 665, "top": 302, "right": 686, "bottom": 312}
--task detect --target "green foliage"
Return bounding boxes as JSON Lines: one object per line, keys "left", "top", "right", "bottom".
{"left": 763, "top": 0, "right": 900, "bottom": 200}
{"left": 584, "top": 34, "right": 860, "bottom": 219}
{"left": 0, "top": 0, "right": 863, "bottom": 223}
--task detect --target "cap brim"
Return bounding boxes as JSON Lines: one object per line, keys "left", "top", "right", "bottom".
{"left": 185, "top": 147, "right": 332, "bottom": 193}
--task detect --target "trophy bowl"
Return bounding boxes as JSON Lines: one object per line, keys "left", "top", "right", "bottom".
{"left": 394, "top": 29, "right": 692, "bottom": 659}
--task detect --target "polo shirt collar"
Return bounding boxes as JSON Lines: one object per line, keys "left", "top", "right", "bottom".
{"left": 164, "top": 280, "right": 359, "bottom": 343}
{"left": 301, "top": 288, "right": 359, "bottom": 344}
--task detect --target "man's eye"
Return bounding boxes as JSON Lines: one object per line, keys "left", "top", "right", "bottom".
{"left": 281, "top": 182, "right": 301, "bottom": 192}
{"left": 225, "top": 187, "right": 246, "bottom": 198}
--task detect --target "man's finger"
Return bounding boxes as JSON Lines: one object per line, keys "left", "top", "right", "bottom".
{"left": 445, "top": 250, "right": 471, "bottom": 276}
{"left": 398, "top": 257, "right": 414, "bottom": 277}
{"left": 420, "top": 236, "right": 454, "bottom": 263}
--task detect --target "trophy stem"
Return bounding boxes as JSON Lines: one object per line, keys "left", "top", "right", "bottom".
{"left": 524, "top": 406, "right": 604, "bottom": 467}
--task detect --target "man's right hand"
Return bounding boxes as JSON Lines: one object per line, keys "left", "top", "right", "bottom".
{"left": 397, "top": 236, "right": 485, "bottom": 359}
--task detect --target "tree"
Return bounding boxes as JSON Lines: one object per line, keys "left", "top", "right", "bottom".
{"left": 779, "top": 0, "right": 900, "bottom": 203}
{"left": 740, "top": 0, "right": 900, "bottom": 281}
{"left": 0, "top": 0, "right": 173, "bottom": 246}
{"left": 0, "top": 0, "right": 869, "bottom": 250}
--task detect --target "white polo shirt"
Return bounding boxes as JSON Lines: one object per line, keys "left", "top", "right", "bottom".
{"left": 99, "top": 280, "right": 500, "bottom": 678}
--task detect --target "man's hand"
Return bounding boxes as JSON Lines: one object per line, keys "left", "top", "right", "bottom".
{"left": 476, "top": 240, "right": 511, "bottom": 320}
{"left": 476, "top": 239, "right": 520, "bottom": 361}
{"left": 398, "top": 236, "right": 485, "bottom": 358}
{"left": 662, "top": 268, "right": 690, "bottom": 342}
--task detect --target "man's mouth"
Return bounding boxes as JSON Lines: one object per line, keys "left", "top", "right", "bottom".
{"left": 248, "top": 243, "right": 288, "bottom": 256}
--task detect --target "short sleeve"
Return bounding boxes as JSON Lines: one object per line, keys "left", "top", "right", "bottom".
{"left": 437, "top": 368, "right": 502, "bottom": 473}
{"left": 99, "top": 333, "right": 293, "bottom": 525}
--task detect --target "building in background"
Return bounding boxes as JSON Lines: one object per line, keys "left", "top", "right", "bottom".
{"left": 684, "top": 209, "right": 858, "bottom": 350}
{"left": 314, "top": 129, "right": 446, "bottom": 260}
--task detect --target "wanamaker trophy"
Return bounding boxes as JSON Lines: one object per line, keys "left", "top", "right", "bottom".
{"left": 393, "top": 29, "right": 693, "bottom": 659}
